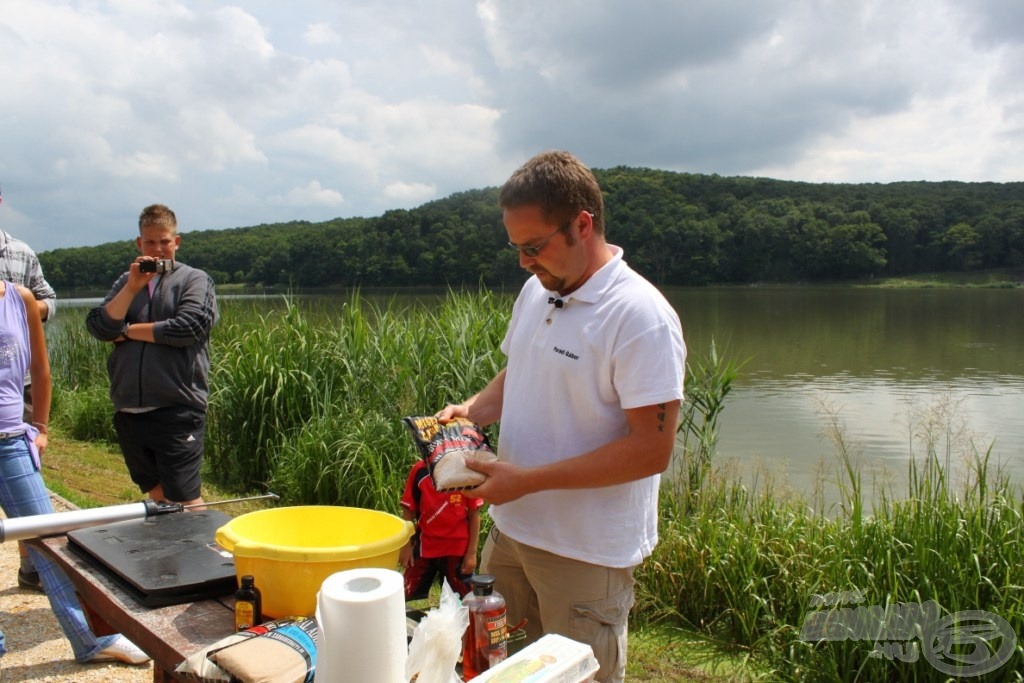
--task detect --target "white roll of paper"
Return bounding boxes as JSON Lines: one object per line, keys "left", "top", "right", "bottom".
{"left": 314, "top": 567, "right": 407, "bottom": 683}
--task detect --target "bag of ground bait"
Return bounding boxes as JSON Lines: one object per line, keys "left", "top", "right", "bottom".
{"left": 208, "top": 616, "right": 317, "bottom": 683}
{"left": 176, "top": 616, "right": 317, "bottom": 683}
{"left": 176, "top": 631, "right": 249, "bottom": 682}
{"left": 402, "top": 415, "right": 497, "bottom": 492}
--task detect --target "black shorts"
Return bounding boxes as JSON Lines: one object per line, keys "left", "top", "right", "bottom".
{"left": 113, "top": 406, "right": 206, "bottom": 501}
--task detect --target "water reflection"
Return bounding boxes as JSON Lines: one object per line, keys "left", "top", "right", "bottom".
{"left": 716, "top": 378, "right": 1024, "bottom": 505}
{"left": 664, "top": 286, "right": 1024, "bottom": 503}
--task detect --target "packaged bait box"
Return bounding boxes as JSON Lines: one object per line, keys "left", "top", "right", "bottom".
{"left": 470, "top": 633, "right": 599, "bottom": 683}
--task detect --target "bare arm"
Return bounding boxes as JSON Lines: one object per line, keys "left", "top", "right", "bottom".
{"left": 466, "top": 399, "right": 681, "bottom": 505}
{"left": 436, "top": 368, "right": 507, "bottom": 427}
{"left": 461, "top": 507, "right": 481, "bottom": 575}
{"left": 35, "top": 299, "right": 52, "bottom": 322}
{"left": 399, "top": 506, "right": 416, "bottom": 568}
{"left": 20, "top": 285, "right": 51, "bottom": 453}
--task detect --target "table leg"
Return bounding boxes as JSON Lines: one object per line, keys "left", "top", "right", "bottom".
{"left": 78, "top": 592, "right": 118, "bottom": 636}
{"left": 153, "top": 665, "right": 178, "bottom": 682}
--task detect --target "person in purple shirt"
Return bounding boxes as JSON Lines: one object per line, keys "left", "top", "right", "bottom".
{"left": 0, "top": 181, "right": 57, "bottom": 590}
{"left": 0, "top": 281, "right": 149, "bottom": 665}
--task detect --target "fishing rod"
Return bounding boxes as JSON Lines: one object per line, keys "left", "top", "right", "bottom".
{"left": 0, "top": 492, "right": 280, "bottom": 543}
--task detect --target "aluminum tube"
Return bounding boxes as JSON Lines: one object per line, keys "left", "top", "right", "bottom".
{"left": 0, "top": 502, "right": 149, "bottom": 543}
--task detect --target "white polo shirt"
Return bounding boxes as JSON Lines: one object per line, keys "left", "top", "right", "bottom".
{"left": 492, "top": 246, "right": 687, "bottom": 567}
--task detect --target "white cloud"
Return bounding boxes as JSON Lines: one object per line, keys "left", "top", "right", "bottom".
{"left": 178, "top": 105, "right": 268, "bottom": 171}
{"left": 382, "top": 181, "right": 437, "bottom": 204}
{"left": 270, "top": 125, "right": 376, "bottom": 175}
{"left": 304, "top": 22, "right": 340, "bottom": 46}
{"left": 0, "top": 0, "right": 1021, "bottom": 251}
{"left": 270, "top": 180, "right": 345, "bottom": 207}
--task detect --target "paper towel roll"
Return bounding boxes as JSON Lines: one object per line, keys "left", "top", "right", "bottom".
{"left": 315, "top": 567, "right": 407, "bottom": 683}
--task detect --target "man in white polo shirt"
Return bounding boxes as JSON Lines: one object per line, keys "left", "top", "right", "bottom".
{"left": 436, "top": 150, "right": 686, "bottom": 683}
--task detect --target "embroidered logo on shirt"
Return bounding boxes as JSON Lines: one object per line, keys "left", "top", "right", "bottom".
{"left": 552, "top": 345, "right": 580, "bottom": 360}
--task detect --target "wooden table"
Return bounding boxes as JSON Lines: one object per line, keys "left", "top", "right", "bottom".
{"left": 30, "top": 535, "right": 236, "bottom": 683}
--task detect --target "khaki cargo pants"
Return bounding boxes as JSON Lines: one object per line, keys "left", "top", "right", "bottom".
{"left": 481, "top": 527, "right": 635, "bottom": 683}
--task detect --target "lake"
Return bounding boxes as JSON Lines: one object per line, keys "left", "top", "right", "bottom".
{"left": 665, "top": 286, "right": 1024, "bottom": 503}
{"left": 61, "top": 286, "right": 1024, "bottom": 503}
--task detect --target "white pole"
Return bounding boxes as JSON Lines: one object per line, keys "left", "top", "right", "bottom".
{"left": 0, "top": 502, "right": 150, "bottom": 542}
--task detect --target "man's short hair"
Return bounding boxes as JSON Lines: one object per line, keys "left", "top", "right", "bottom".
{"left": 499, "top": 150, "right": 606, "bottom": 235}
{"left": 139, "top": 204, "right": 177, "bottom": 232}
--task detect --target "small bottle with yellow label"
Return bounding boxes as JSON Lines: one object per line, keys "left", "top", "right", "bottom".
{"left": 234, "top": 574, "right": 262, "bottom": 631}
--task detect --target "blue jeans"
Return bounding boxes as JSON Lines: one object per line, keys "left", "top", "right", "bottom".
{"left": 0, "top": 434, "right": 119, "bottom": 661}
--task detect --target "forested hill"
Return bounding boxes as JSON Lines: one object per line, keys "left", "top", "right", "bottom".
{"left": 39, "top": 167, "right": 1024, "bottom": 291}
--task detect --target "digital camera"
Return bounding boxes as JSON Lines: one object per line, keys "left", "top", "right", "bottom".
{"left": 139, "top": 259, "right": 173, "bottom": 274}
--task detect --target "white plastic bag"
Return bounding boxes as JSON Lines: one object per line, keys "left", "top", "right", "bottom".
{"left": 405, "top": 580, "right": 468, "bottom": 683}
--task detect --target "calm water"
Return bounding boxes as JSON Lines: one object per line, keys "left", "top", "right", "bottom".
{"left": 666, "top": 287, "right": 1024, "bottom": 501}
{"left": 62, "top": 287, "right": 1024, "bottom": 501}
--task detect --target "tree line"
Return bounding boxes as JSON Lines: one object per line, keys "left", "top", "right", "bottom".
{"left": 39, "top": 167, "right": 1024, "bottom": 291}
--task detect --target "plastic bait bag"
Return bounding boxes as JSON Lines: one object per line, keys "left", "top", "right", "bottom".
{"left": 406, "top": 580, "right": 469, "bottom": 683}
{"left": 403, "top": 415, "right": 498, "bottom": 491}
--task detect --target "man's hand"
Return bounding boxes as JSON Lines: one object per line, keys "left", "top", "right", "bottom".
{"left": 434, "top": 404, "right": 469, "bottom": 423}
{"left": 127, "top": 258, "right": 159, "bottom": 291}
{"left": 464, "top": 457, "right": 534, "bottom": 505}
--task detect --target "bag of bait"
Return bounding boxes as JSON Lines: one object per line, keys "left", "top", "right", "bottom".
{"left": 402, "top": 415, "right": 497, "bottom": 492}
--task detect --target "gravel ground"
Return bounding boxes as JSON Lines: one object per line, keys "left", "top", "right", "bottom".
{"left": 0, "top": 495, "right": 154, "bottom": 683}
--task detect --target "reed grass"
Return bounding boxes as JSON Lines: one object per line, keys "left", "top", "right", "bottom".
{"left": 46, "top": 290, "right": 1023, "bottom": 681}
{"left": 45, "top": 317, "right": 117, "bottom": 442}
{"left": 639, "top": 389, "right": 1024, "bottom": 681}
{"left": 203, "top": 290, "right": 508, "bottom": 505}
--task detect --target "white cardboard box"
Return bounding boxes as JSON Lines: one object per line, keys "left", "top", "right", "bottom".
{"left": 470, "top": 633, "right": 599, "bottom": 683}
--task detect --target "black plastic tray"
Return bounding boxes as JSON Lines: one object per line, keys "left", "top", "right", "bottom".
{"left": 67, "top": 509, "right": 237, "bottom": 607}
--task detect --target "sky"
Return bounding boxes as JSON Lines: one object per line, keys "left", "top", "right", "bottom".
{"left": 1, "top": 0, "right": 1022, "bottom": 253}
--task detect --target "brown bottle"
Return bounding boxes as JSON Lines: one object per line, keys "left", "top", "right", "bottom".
{"left": 461, "top": 575, "right": 508, "bottom": 679}
{"left": 234, "top": 574, "right": 262, "bottom": 631}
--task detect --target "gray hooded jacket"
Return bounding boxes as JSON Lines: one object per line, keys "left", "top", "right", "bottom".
{"left": 86, "top": 261, "right": 218, "bottom": 412}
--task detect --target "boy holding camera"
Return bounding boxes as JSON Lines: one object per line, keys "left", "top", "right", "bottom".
{"left": 86, "top": 204, "right": 218, "bottom": 507}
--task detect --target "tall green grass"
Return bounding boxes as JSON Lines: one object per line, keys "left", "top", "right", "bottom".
{"left": 46, "top": 316, "right": 119, "bottom": 442}
{"left": 47, "top": 291, "right": 508, "bottom": 509}
{"left": 48, "top": 290, "right": 1023, "bottom": 681}
{"left": 204, "top": 290, "right": 508, "bottom": 507}
{"left": 639, "top": 385, "right": 1024, "bottom": 681}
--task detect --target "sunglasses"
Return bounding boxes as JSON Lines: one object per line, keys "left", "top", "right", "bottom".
{"left": 507, "top": 213, "right": 582, "bottom": 258}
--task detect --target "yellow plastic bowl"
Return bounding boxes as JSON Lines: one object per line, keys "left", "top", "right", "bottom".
{"left": 215, "top": 505, "right": 414, "bottom": 618}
